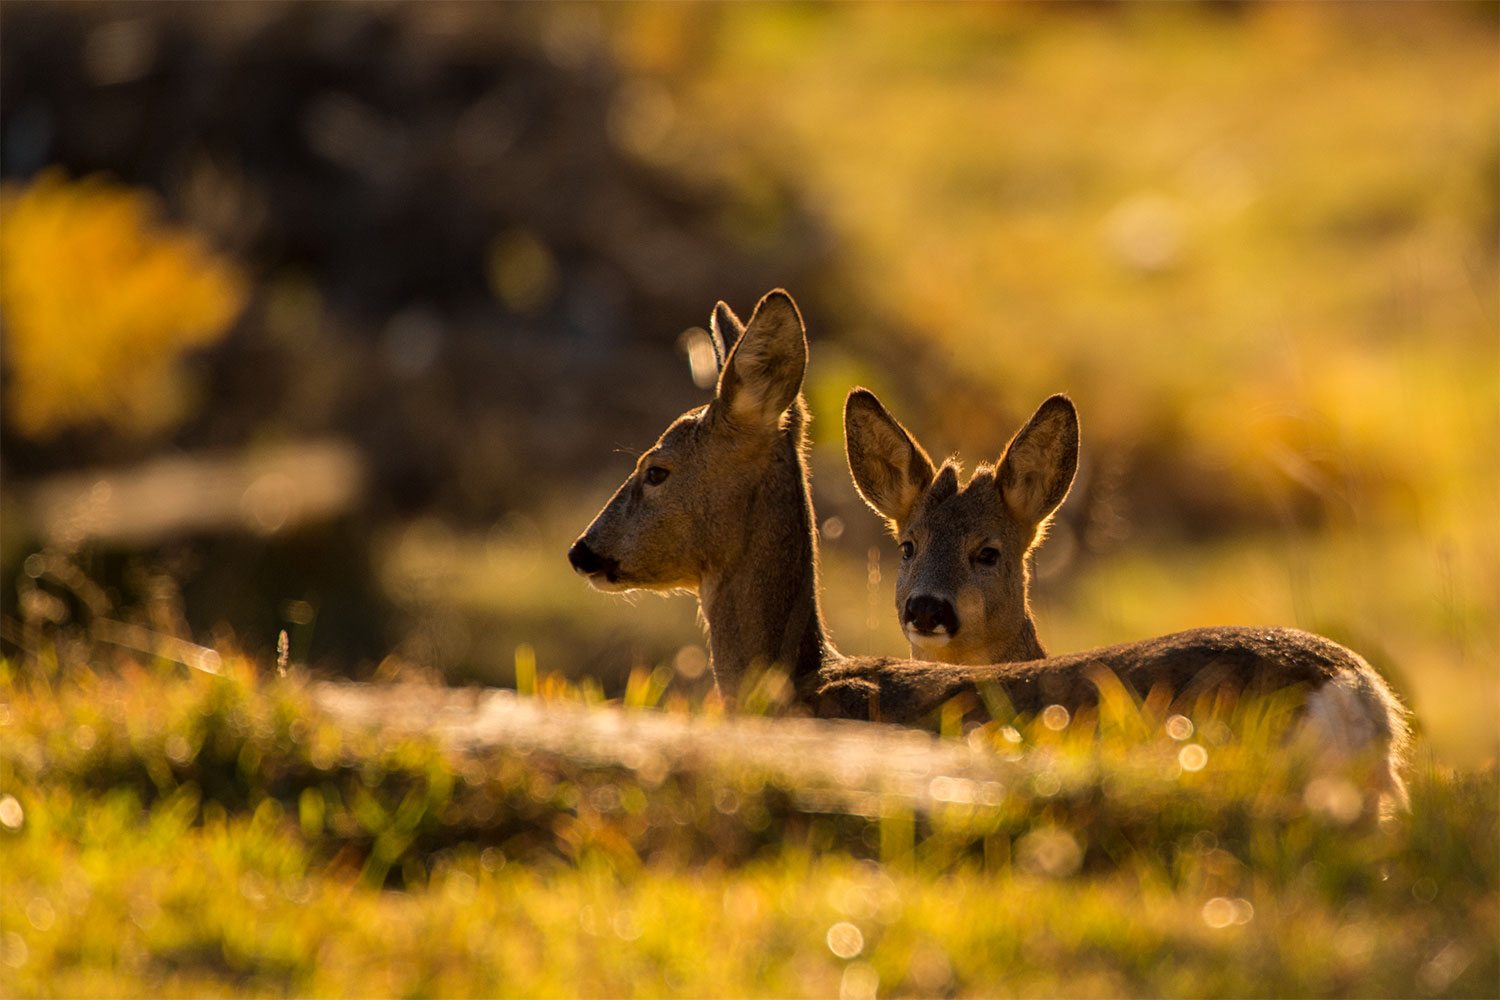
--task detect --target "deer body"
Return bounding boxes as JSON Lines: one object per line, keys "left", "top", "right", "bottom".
{"left": 814, "top": 625, "right": 1379, "bottom": 727}
{"left": 570, "top": 291, "right": 1409, "bottom": 814}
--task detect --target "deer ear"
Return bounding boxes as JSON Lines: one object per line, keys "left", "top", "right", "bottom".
{"left": 845, "top": 388, "right": 937, "bottom": 530}
{"left": 997, "top": 394, "right": 1079, "bottom": 528}
{"left": 714, "top": 289, "right": 807, "bottom": 429}
{"left": 709, "top": 301, "right": 745, "bottom": 371}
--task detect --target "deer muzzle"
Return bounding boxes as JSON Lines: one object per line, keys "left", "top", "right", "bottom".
{"left": 568, "top": 538, "right": 622, "bottom": 588}
{"left": 903, "top": 593, "right": 959, "bottom": 641}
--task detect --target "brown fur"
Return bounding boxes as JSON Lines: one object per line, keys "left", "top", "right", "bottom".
{"left": 569, "top": 291, "right": 828, "bottom": 693}
{"left": 570, "top": 291, "right": 1409, "bottom": 813}
{"left": 846, "top": 390, "right": 1077, "bottom": 664}
{"left": 814, "top": 626, "right": 1347, "bottom": 720}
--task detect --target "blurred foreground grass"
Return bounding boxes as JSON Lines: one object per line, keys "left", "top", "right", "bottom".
{"left": 2, "top": 651, "right": 1496, "bottom": 998}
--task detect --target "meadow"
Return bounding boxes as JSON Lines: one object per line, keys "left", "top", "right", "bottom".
{"left": 2, "top": 3, "right": 1497, "bottom": 997}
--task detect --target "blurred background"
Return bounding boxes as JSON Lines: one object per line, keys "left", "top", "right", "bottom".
{"left": 1, "top": 2, "right": 1494, "bottom": 761}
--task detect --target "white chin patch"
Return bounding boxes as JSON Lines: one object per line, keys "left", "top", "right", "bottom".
{"left": 906, "top": 626, "right": 953, "bottom": 649}
{"left": 586, "top": 575, "right": 633, "bottom": 593}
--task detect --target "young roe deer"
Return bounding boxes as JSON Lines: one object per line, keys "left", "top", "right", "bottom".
{"left": 846, "top": 388, "right": 1078, "bottom": 665}
{"left": 845, "top": 386, "right": 1410, "bottom": 810}
{"left": 567, "top": 290, "right": 1408, "bottom": 813}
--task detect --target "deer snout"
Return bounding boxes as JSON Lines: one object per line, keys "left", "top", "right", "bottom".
{"left": 568, "top": 538, "right": 619, "bottom": 582}
{"left": 903, "top": 594, "right": 959, "bottom": 638}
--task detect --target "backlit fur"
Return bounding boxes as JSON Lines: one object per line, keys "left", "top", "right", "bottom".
{"left": 571, "top": 291, "right": 826, "bottom": 692}
{"left": 846, "top": 390, "right": 1077, "bottom": 664}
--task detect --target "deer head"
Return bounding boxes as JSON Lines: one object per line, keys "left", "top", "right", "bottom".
{"left": 845, "top": 389, "right": 1078, "bottom": 664}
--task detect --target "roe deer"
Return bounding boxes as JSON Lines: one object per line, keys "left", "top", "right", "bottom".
{"left": 845, "top": 388, "right": 1077, "bottom": 665}
{"left": 844, "top": 386, "right": 1410, "bottom": 811}
{"left": 567, "top": 290, "right": 1408, "bottom": 814}
{"left": 568, "top": 290, "right": 832, "bottom": 694}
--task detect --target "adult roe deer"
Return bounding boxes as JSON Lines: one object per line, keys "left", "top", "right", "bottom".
{"left": 567, "top": 290, "right": 1408, "bottom": 813}
{"left": 845, "top": 385, "right": 1410, "bottom": 810}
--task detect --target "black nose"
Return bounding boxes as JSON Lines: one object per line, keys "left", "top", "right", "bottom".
{"left": 903, "top": 594, "right": 959, "bottom": 636}
{"left": 568, "top": 538, "right": 616, "bottom": 578}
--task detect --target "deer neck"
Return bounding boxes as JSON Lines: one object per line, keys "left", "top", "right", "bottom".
{"left": 699, "top": 405, "right": 830, "bottom": 692}
{"left": 997, "top": 615, "right": 1048, "bottom": 663}
{"left": 1006, "top": 564, "right": 1050, "bottom": 662}
{"left": 974, "top": 573, "right": 1049, "bottom": 663}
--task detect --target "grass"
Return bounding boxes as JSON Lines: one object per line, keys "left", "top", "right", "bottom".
{"left": 2, "top": 650, "right": 1496, "bottom": 998}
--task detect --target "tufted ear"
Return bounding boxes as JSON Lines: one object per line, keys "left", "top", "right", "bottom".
{"left": 844, "top": 387, "right": 938, "bottom": 531}
{"left": 708, "top": 300, "right": 745, "bottom": 371}
{"left": 996, "top": 394, "right": 1079, "bottom": 529}
{"left": 713, "top": 290, "right": 807, "bottom": 430}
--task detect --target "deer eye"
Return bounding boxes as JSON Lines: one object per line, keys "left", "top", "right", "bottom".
{"left": 975, "top": 546, "right": 1000, "bottom": 567}
{"left": 643, "top": 466, "right": 670, "bottom": 486}
{"left": 899, "top": 540, "right": 915, "bottom": 560}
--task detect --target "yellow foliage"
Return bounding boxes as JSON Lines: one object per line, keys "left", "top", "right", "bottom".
{"left": 0, "top": 170, "right": 247, "bottom": 438}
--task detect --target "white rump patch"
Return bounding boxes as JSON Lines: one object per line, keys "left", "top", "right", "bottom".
{"left": 1302, "top": 673, "right": 1409, "bottom": 816}
{"left": 1304, "top": 674, "right": 1379, "bottom": 757}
